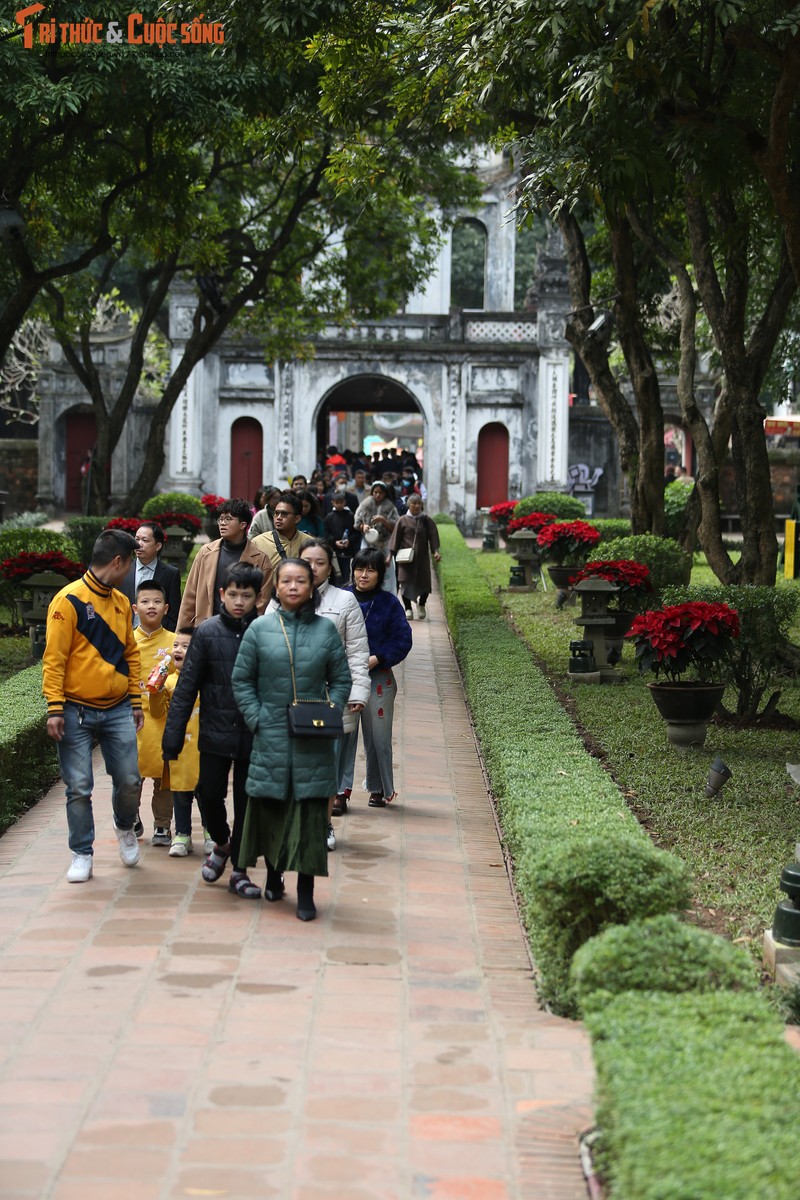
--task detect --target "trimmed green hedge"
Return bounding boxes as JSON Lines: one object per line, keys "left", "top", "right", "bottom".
{"left": 592, "top": 518, "right": 632, "bottom": 542}
{"left": 436, "top": 527, "right": 800, "bottom": 1198}
{"left": 532, "top": 840, "right": 690, "bottom": 1013}
{"left": 586, "top": 990, "right": 800, "bottom": 1200}
{"left": 141, "top": 491, "right": 205, "bottom": 519}
{"left": 571, "top": 914, "right": 758, "bottom": 1014}
{"left": 514, "top": 491, "right": 587, "bottom": 520}
{"left": 434, "top": 522, "right": 684, "bottom": 1013}
{"left": 599, "top": 532, "right": 692, "bottom": 592}
{"left": 0, "top": 663, "right": 58, "bottom": 835}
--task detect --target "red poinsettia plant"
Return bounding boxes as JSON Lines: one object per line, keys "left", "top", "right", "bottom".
{"left": 488, "top": 500, "right": 517, "bottom": 524}
{"left": 536, "top": 519, "right": 601, "bottom": 565}
{"left": 569, "top": 559, "right": 653, "bottom": 611}
{"left": 507, "top": 512, "right": 556, "bottom": 536}
{"left": 200, "top": 493, "right": 226, "bottom": 514}
{"left": 105, "top": 517, "right": 141, "bottom": 536}
{"left": 626, "top": 601, "right": 740, "bottom": 683}
{"left": 1, "top": 550, "right": 84, "bottom": 583}
{"left": 154, "top": 511, "right": 202, "bottom": 535}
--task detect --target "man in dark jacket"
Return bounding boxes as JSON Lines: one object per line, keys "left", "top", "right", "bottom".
{"left": 162, "top": 561, "right": 263, "bottom": 899}
{"left": 120, "top": 521, "right": 182, "bottom": 631}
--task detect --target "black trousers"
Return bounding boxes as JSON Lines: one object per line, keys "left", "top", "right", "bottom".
{"left": 196, "top": 751, "right": 249, "bottom": 870}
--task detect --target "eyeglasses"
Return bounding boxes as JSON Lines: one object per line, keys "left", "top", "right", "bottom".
{"left": 217, "top": 516, "right": 237, "bottom": 524}
{"left": 273, "top": 509, "right": 294, "bottom": 517}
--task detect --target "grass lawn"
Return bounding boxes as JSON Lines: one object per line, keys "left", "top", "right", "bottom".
{"left": 476, "top": 550, "right": 800, "bottom": 946}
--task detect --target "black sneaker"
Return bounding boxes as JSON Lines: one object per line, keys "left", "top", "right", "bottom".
{"left": 133, "top": 812, "right": 144, "bottom": 839}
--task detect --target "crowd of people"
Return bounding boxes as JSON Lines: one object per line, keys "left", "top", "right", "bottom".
{"left": 42, "top": 448, "right": 439, "bottom": 922}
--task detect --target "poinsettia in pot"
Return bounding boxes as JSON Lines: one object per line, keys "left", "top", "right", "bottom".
{"left": 487, "top": 500, "right": 519, "bottom": 544}
{"left": 626, "top": 601, "right": 740, "bottom": 750}
{"left": 506, "top": 511, "right": 556, "bottom": 536}
{"left": 569, "top": 558, "right": 653, "bottom": 642}
{"left": 1, "top": 550, "right": 84, "bottom": 629}
{"left": 536, "top": 519, "right": 601, "bottom": 593}
{"left": 201, "top": 494, "right": 226, "bottom": 538}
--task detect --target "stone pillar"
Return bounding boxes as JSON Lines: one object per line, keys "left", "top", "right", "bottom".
{"left": 276, "top": 362, "right": 295, "bottom": 486}
{"left": 531, "top": 228, "right": 572, "bottom": 490}
{"left": 446, "top": 362, "right": 463, "bottom": 486}
{"left": 164, "top": 290, "right": 202, "bottom": 492}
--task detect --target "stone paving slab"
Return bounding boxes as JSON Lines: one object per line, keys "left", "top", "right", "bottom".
{"left": 0, "top": 591, "right": 594, "bottom": 1199}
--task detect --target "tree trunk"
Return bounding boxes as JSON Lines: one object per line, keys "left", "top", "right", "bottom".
{"left": 556, "top": 208, "right": 647, "bottom": 527}
{"left": 609, "top": 216, "right": 665, "bottom": 535}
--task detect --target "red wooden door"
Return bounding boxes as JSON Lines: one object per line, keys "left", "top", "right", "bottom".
{"left": 476, "top": 422, "right": 509, "bottom": 508}
{"left": 230, "top": 417, "right": 263, "bottom": 503}
{"left": 64, "top": 411, "right": 97, "bottom": 511}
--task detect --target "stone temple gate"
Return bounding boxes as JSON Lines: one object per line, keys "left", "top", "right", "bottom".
{"left": 36, "top": 160, "right": 582, "bottom": 523}
{"left": 163, "top": 169, "right": 574, "bottom": 525}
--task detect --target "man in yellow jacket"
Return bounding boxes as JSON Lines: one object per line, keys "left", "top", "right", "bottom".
{"left": 43, "top": 529, "right": 144, "bottom": 883}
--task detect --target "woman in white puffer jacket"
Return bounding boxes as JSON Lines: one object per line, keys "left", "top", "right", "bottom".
{"left": 269, "top": 539, "right": 370, "bottom": 851}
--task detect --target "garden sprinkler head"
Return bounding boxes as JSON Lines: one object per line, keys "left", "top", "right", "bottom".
{"left": 704, "top": 756, "right": 732, "bottom": 798}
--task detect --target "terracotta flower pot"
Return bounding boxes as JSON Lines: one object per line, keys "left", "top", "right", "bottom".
{"left": 648, "top": 681, "right": 726, "bottom": 750}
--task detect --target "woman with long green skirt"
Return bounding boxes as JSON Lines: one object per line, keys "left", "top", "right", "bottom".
{"left": 232, "top": 558, "right": 351, "bottom": 921}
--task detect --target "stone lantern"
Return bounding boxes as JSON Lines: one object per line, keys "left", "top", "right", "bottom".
{"left": 507, "top": 529, "right": 541, "bottom": 592}
{"left": 569, "top": 576, "right": 622, "bottom": 683}
{"left": 479, "top": 507, "right": 499, "bottom": 551}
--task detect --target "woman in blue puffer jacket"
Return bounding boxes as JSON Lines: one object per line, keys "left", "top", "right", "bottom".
{"left": 341, "top": 547, "right": 412, "bottom": 808}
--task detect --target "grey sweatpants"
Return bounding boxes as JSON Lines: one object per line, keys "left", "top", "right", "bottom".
{"left": 339, "top": 667, "right": 397, "bottom": 798}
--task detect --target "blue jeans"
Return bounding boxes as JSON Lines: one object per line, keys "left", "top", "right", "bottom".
{"left": 57, "top": 701, "right": 142, "bottom": 856}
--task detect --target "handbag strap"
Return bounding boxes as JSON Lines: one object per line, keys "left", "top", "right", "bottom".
{"left": 277, "top": 613, "right": 331, "bottom": 705}
{"left": 273, "top": 531, "right": 287, "bottom": 560}
{"left": 278, "top": 614, "right": 298, "bottom": 703}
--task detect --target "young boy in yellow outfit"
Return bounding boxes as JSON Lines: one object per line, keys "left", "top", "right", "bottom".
{"left": 133, "top": 581, "right": 175, "bottom": 845}
{"left": 149, "top": 627, "right": 205, "bottom": 857}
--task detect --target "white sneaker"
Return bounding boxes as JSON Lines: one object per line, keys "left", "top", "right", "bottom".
{"left": 203, "top": 830, "right": 215, "bottom": 855}
{"left": 416, "top": 604, "right": 426, "bottom": 620}
{"left": 327, "top": 824, "right": 336, "bottom": 852}
{"left": 169, "top": 834, "right": 193, "bottom": 857}
{"left": 67, "top": 853, "right": 93, "bottom": 883}
{"left": 116, "top": 827, "right": 140, "bottom": 868}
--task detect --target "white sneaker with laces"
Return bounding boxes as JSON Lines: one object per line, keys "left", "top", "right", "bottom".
{"left": 116, "top": 827, "right": 140, "bottom": 867}
{"left": 67, "top": 853, "right": 93, "bottom": 883}
{"left": 169, "top": 834, "right": 193, "bottom": 858}
{"left": 327, "top": 824, "right": 336, "bottom": 851}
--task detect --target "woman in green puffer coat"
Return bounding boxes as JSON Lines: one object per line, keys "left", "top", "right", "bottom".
{"left": 232, "top": 558, "right": 351, "bottom": 921}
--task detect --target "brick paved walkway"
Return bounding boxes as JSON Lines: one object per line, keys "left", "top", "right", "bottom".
{"left": 0, "top": 592, "right": 594, "bottom": 1200}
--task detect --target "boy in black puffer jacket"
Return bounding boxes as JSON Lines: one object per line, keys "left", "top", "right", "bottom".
{"left": 162, "top": 561, "right": 264, "bottom": 899}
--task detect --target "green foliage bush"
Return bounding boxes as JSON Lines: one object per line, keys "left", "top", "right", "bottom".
{"left": 0, "top": 664, "right": 59, "bottom": 836}
{"left": 432, "top": 512, "right": 456, "bottom": 525}
{"left": 0, "top": 529, "right": 81, "bottom": 561}
{"left": 599, "top": 532, "right": 692, "bottom": 592}
{"left": 663, "top": 478, "right": 695, "bottom": 540}
{"left": 514, "top": 491, "right": 587, "bottom": 520}
{"left": 591, "top": 518, "right": 632, "bottom": 543}
{"left": 526, "top": 837, "right": 691, "bottom": 1014}
{"left": 63, "top": 516, "right": 109, "bottom": 568}
{"left": 586, "top": 990, "right": 800, "bottom": 1200}
{"left": 141, "top": 491, "right": 205, "bottom": 519}
{"left": 570, "top": 914, "right": 757, "bottom": 1016}
{"left": 1, "top": 511, "right": 48, "bottom": 531}
{"left": 661, "top": 583, "right": 800, "bottom": 716}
